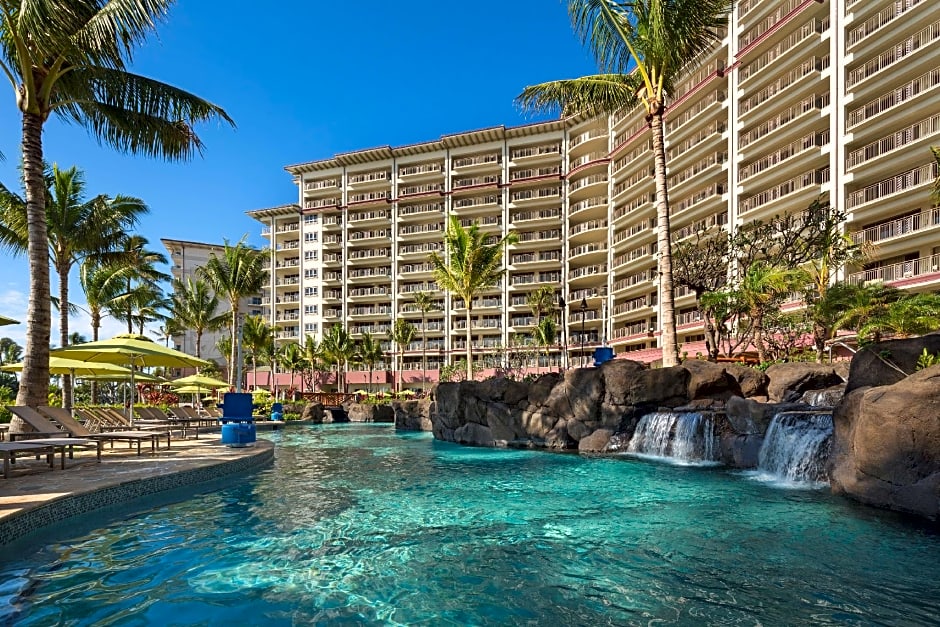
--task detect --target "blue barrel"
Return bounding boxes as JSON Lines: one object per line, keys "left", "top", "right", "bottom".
{"left": 594, "top": 346, "right": 615, "bottom": 367}
{"left": 271, "top": 402, "right": 283, "bottom": 422}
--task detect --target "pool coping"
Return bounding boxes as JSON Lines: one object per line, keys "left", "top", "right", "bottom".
{"left": 0, "top": 439, "right": 274, "bottom": 547}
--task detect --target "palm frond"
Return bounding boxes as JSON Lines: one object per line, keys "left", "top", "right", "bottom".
{"left": 516, "top": 73, "right": 641, "bottom": 117}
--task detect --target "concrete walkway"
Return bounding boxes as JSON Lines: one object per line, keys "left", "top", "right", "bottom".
{"left": 0, "top": 436, "right": 275, "bottom": 546}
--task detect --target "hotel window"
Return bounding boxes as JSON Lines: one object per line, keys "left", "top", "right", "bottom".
{"left": 304, "top": 269, "right": 317, "bottom": 279}
{"left": 304, "top": 251, "right": 317, "bottom": 260}
{"left": 305, "top": 323, "right": 318, "bottom": 333}
{"left": 304, "top": 232, "right": 318, "bottom": 242}
{"left": 304, "top": 305, "right": 319, "bottom": 315}
{"left": 305, "top": 287, "right": 318, "bottom": 296}
{"left": 304, "top": 214, "right": 318, "bottom": 224}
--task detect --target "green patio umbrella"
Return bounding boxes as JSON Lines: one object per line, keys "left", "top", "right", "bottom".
{"left": 170, "top": 374, "right": 229, "bottom": 389}
{"left": 77, "top": 371, "right": 166, "bottom": 383}
{"left": 0, "top": 314, "right": 20, "bottom": 326}
{"left": 51, "top": 334, "right": 210, "bottom": 421}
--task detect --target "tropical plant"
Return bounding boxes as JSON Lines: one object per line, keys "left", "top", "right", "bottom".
{"left": 169, "top": 277, "right": 226, "bottom": 360}
{"left": 517, "top": 0, "right": 731, "bottom": 367}
{"left": 413, "top": 291, "right": 439, "bottom": 388}
{"left": 526, "top": 285, "right": 556, "bottom": 326}
{"left": 242, "top": 315, "right": 274, "bottom": 391}
{"left": 532, "top": 317, "right": 558, "bottom": 361}
{"left": 916, "top": 348, "right": 940, "bottom": 371}
{"left": 0, "top": 1, "right": 233, "bottom": 407}
{"left": 429, "top": 216, "right": 517, "bottom": 380}
{"left": 738, "top": 261, "right": 808, "bottom": 364}
{"left": 390, "top": 318, "right": 417, "bottom": 392}
{"left": 321, "top": 324, "right": 356, "bottom": 393}
{"left": 200, "top": 238, "right": 268, "bottom": 385}
{"left": 215, "top": 334, "right": 233, "bottom": 382}
{"left": 79, "top": 258, "right": 131, "bottom": 342}
{"left": 303, "top": 335, "right": 327, "bottom": 393}
{"left": 278, "top": 342, "right": 308, "bottom": 398}
{"left": 108, "top": 235, "right": 169, "bottom": 333}
{"left": 931, "top": 146, "right": 940, "bottom": 206}
{"left": 859, "top": 293, "right": 940, "bottom": 342}
{"left": 0, "top": 164, "right": 148, "bottom": 408}
{"left": 356, "top": 332, "right": 385, "bottom": 394}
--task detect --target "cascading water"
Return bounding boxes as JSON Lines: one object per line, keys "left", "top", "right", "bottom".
{"left": 627, "top": 411, "right": 720, "bottom": 464}
{"left": 756, "top": 412, "right": 833, "bottom": 484}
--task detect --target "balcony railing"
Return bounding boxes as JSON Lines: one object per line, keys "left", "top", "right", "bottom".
{"left": 846, "top": 162, "right": 938, "bottom": 209}
{"left": 851, "top": 209, "right": 940, "bottom": 245}
{"left": 848, "top": 254, "right": 940, "bottom": 285}
{"left": 848, "top": 19, "right": 940, "bottom": 89}
{"left": 847, "top": 0, "right": 924, "bottom": 49}
{"left": 511, "top": 143, "right": 561, "bottom": 159}
{"left": 453, "top": 153, "right": 500, "bottom": 168}
{"left": 739, "top": 167, "right": 829, "bottom": 215}
{"left": 847, "top": 112, "right": 940, "bottom": 169}
{"left": 848, "top": 68, "right": 940, "bottom": 130}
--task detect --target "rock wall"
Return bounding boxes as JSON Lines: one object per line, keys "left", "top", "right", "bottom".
{"left": 429, "top": 359, "right": 770, "bottom": 452}
{"left": 393, "top": 399, "right": 433, "bottom": 431}
{"left": 346, "top": 403, "right": 394, "bottom": 423}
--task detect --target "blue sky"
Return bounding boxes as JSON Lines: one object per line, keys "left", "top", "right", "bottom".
{"left": 0, "top": 0, "right": 598, "bottom": 347}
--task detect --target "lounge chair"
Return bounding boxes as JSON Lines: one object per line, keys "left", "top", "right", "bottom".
{"left": 18, "top": 406, "right": 165, "bottom": 455}
{"left": 0, "top": 441, "right": 57, "bottom": 478}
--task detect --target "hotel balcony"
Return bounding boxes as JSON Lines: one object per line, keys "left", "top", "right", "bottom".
{"left": 398, "top": 162, "right": 444, "bottom": 180}
{"left": 303, "top": 178, "right": 338, "bottom": 197}
{"left": 347, "top": 267, "right": 391, "bottom": 284}
{"left": 509, "top": 249, "right": 562, "bottom": 269}
{"left": 737, "top": 132, "right": 828, "bottom": 193}
{"left": 459, "top": 215, "right": 501, "bottom": 233}
{"left": 509, "top": 271, "right": 562, "bottom": 290}
{"left": 508, "top": 165, "right": 562, "bottom": 187}
{"left": 452, "top": 193, "right": 501, "bottom": 216}
{"left": 738, "top": 166, "right": 829, "bottom": 223}
{"left": 846, "top": 67, "right": 940, "bottom": 142}
{"left": 569, "top": 241, "right": 608, "bottom": 263}
{"left": 666, "top": 90, "right": 728, "bottom": 144}
{"left": 347, "top": 209, "right": 390, "bottom": 226}
{"left": 845, "top": 0, "right": 939, "bottom": 62}
{"left": 347, "top": 229, "right": 391, "bottom": 245}
{"left": 568, "top": 263, "right": 608, "bottom": 286}
{"left": 323, "top": 289, "right": 343, "bottom": 302}
{"left": 274, "top": 222, "right": 300, "bottom": 234}
{"left": 612, "top": 267, "right": 656, "bottom": 297}
{"left": 322, "top": 213, "right": 343, "bottom": 229}
{"left": 398, "top": 281, "right": 437, "bottom": 296}
{"left": 737, "top": 56, "right": 829, "bottom": 126}
{"left": 845, "top": 112, "right": 940, "bottom": 184}
{"left": 513, "top": 228, "right": 562, "bottom": 249}
{"left": 274, "top": 275, "right": 300, "bottom": 288}
{"left": 348, "top": 286, "right": 392, "bottom": 300}
{"left": 322, "top": 270, "right": 343, "bottom": 284}
{"left": 737, "top": 93, "right": 828, "bottom": 156}
{"left": 397, "top": 202, "right": 445, "bottom": 222}
{"left": 349, "top": 305, "right": 393, "bottom": 319}
{"left": 274, "top": 258, "right": 300, "bottom": 272}
{"left": 845, "top": 162, "right": 938, "bottom": 224}
{"left": 568, "top": 151, "right": 608, "bottom": 174}
{"left": 322, "top": 252, "right": 343, "bottom": 266}
{"left": 666, "top": 121, "right": 727, "bottom": 170}
{"left": 851, "top": 208, "right": 940, "bottom": 258}
{"left": 274, "top": 240, "right": 300, "bottom": 254}
{"left": 451, "top": 152, "right": 501, "bottom": 173}
{"left": 568, "top": 195, "right": 608, "bottom": 221}
{"left": 398, "top": 222, "right": 444, "bottom": 241}
{"left": 510, "top": 143, "right": 562, "bottom": 165}
{"left": 612, "top": 243, "right": 656, "bottom": 272}
{"left": 568, "top": 173, "right": 609, "bottom": 202}
{"left": 347, "top": 169, "right": 391, "bottom": 189}
{"left": 509, "top": 207, "right": 561, "bottom": 227}
{"left": 398, "top": 262, "right": 435, "bottom": 278}
{"left": 347, "top": 248, "right": 390, "bottom": 265}
{"left": 847, "top": 253, "right": 940, "bottom": 291}
{"left": 398, "top": 241, "right": 443, "bottom": 259}
{"left": 568, "top": 127, "right": 608, "bottom": 159}
{"left": 452, "top": 295, "right": 503, "bottom": 312}
{"left": 347, "top": 191, "right": 390, "bottom": 208}
{"left": 509, "top": 185, "right": 562, "bottom": 207}
{"left": 305, "top": 198, "right": 341, "bottom": 211}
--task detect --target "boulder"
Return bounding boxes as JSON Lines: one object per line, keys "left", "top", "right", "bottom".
{"left": 454, "top": 422, "right": 494, "bottom": 447}
{"left": 720, "top": 433, "right": 763, "bottom": 468}
{"left": 799, "top": 385, "right": 845, "bottom": 408}
{"left": 845, "top": 334, "right": 940, "bottom": 393}
{"left": 578, "top": 429, "right": 613, "bottom": 453}
{"left": 393, "top": 399, "right": 433, "bottom": 431}
{"left": 347, "top": 403, "right": 394, "bottom": 423}
{"left": 765, "top": 363, "right": 845, "bottom": 402}
{"left": 724, "top": 363, "right": 769, "bottom": 398}
{"left": 300, "top": 403, "right": 326, "bottom": 423}
{"left": 680, "top": 359, "right": 740, "bottom": 400}
{"left": 830, "top": 365, "right": 940, "bottom": 520}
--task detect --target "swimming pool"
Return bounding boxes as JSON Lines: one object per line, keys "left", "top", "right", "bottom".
{"left": 2, "top": 424, "right": 939, "bottom": 625}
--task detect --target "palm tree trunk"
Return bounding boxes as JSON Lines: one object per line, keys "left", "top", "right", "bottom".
{"left": 16, "top": 112, "right": 52, "bottom": 410}
{"left": 754, "top": 312, "right": 768, "bottom": 364}
{"left": 650, "top": 109, "right": 680, "bottom": 367}
{"left": 229, "top": 306, "right": 238, "bottom": 386}
{"left": 465, "top": 306, "right": 473, "bottom": 381}
{"left": 421, "top": 312, "right": 427, "bottom": 390}
{"left": 195, "top": 329, "right": 203, "bottom": 359}
{"left": 58, "top": 261, "right": 73, "bottom": 410}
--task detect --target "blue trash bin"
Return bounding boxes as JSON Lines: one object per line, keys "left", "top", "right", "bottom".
{"left": 218, "top": 392, "right": 256, "bottom": 447}
{"left": 593, "top": 346, "right": 614, "bottom": 367}
{"left": 271, "top": 402, "right": 283, "bottom": 422}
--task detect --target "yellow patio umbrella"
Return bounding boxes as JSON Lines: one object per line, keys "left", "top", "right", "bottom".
{"left": 0, "top": 314, "right": 19, "bottom": 326}
{"left": 170, "top": 374, "right": 229, "bottom": 389}
{"left": 51, "top": 334, "right": 210, "bottom": 421}
{"left": 0, "top": 356, "right": 138, "bottom": 377}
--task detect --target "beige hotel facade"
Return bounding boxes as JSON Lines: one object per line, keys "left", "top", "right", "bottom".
{"left": 248, "top": 0, "right": 940, "bottom": 383}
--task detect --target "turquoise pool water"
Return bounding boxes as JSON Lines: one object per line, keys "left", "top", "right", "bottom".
{"left": 2, "top": 424, "right": 939, "bottom": 625}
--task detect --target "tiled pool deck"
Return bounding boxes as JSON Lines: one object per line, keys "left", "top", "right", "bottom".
{"left": 0, "top": 436, "right": 274, "bottom": 547}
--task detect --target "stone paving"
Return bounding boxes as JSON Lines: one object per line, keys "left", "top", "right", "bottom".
{"left": 0, "top": 435, "right": 275, "bottom": 545}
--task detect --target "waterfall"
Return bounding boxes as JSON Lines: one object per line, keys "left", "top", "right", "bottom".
{"left": 627, "top": 411, "right": 720, "bottom": 464}
{"left": 756, "top": 412, "right": 833, "bottom": 484}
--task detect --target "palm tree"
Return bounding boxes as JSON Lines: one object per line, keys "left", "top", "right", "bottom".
{"left": 216, "top": 334, "right": 233, "bottom": 381}
{"left": 278, "top": 342, "right": 308, "bottom": 398}
{"left": 931, "top": 146, "right": 940, "bottom": 205}
{"left": 430, "top": 216, "right": 517, "bottom": 380}
{"left": 110, "top": 235, "right": 170, "bottom": 333}
{"left": 532, "top": 317, "right": 559, "bottom": 366}
{"left": 242, "top": 315, "right": 274, "bottom": 391}
{"left": 321, "top": 323, "right": 356, "bottom": 393}
{"left": 739, "top": 261, "right": 808, "bottom": 364}
{"left": 357, "top": 332, "right": 385, "bottom": 394}
{"left": 0, "top": 338, "right": 23, "bottom": 367}
{"left": 200, "top": 239, "right": 269, "bottom": 385}
{"left": 526, "top": 285, "right": 556, "bottom": 326}
{"left": 170, "top": 278, "right": 227, "bottom": 360}
{"left": 413, "top": 291, "right": 439, "bottom": 389}
{"left": 80, "top": 259, "right": 131, "bottom": 342}
{"left": 125, "top": 282, "right": 170, "bottom": 335}
{"left": 0, "top": 164, "right": 148, "bottom": 408}
{"left": 304, "top": 335, "right": 326, "bottom": 393}
{"left": 517, "top": 0, "right": 731, "bottom": 367}
{"left": 390, "top": 318, "right": 417, "bottom": 392}
{"left": 0, "top": 2, "right": 233, "bottom": 407}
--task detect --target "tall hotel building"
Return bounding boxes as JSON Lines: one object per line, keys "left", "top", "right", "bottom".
{"left": 249, "top": 0, "right": 940, "bottom": 380}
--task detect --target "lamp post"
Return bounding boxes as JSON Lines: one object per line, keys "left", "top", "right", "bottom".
{"left": 558, "top": 292, "right": 567, "bottom": 371}
{"left": 580, "top": 297, "right": 588, "bottom": 368}
{"left": 235, "top": 313, "right": 245, "bottom": 393}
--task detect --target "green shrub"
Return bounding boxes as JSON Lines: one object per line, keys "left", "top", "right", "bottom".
{"left": 916, "top": 348, "right": 940, "bottom": 371}
{"left": 283, "top": 412, "right": 301, "bottom": 421}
